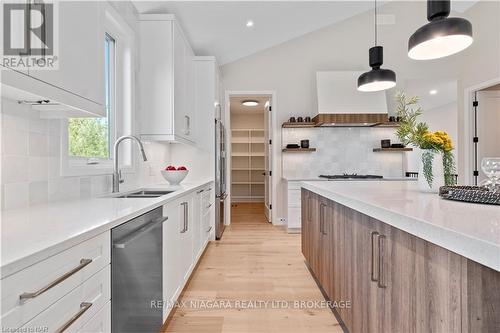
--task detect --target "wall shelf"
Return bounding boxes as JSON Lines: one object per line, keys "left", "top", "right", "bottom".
{"left": 282, "top": 122, "right": 316, "bottom": 128}
{"left": 282, "top": 148, "right": 317, "bottom": 152}
{"left": 373, "top": 148, "right": 413, "bottom": 152}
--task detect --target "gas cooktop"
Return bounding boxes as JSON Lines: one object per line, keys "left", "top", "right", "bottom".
{"left": 319, "top": 174, "right": 384, "bottom": 180}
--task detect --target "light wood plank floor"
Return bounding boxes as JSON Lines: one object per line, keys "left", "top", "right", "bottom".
{"left": 162, "top": 203, "right": 342, "bottom": 333}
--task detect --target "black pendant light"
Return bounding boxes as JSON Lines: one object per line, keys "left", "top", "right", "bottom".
{"left": 357, "top": 0, "right": 396, "bottom": 92}
{"left": 408, "top": 0, "right": 473, "bottom": 60}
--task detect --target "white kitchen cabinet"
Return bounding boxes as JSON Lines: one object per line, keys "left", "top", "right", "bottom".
{"left": 21, "top": 265, "right": 110, "bottom": 333}
{"left": 179, "top": 193, "right": 195, "bottom": 281}
{"left": 30, "top": 1, "right": 104, "bottom": 112}
{"left": 285, "top": 180, "right": 303, "bottom": 232}
{"left": 0, "top": 1, "right": 105, "bottom": 117}
{"left": 194, "top": 57, "right": 221, "bottom": 152}
{"left": 162, "top": 199, "right": 181, "bottom": 318}
{"left": 1, "top": 232, "right": 110, "bottom": 329}
{"left": 139, "top": 15, "right": 196, "bottom": 144}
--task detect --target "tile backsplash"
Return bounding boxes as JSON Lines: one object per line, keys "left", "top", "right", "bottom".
{"left": 0, "top": 98, "right": 171, "bottom": 210}
{"left": 282, "top": 127, "right": 405, "bottom": 179}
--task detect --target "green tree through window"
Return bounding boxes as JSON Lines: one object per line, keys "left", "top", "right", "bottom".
{"left": 68, "top": 34, "right": 114, "bottom": 159}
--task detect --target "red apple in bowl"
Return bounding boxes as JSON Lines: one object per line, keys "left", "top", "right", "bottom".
{"left": 177, "top": 166, "right": 187, "bottom": 171}
{"left": 165, "top": 165, "right": 176, "bottom": 171}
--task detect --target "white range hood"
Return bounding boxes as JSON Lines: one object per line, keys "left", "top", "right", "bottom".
{"left": 315, "top": 71, "right": 389, "bottom": 126}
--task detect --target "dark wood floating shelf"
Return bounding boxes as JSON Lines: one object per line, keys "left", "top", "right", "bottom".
{"left": 282, "top": 122, "right": 316, "bottom": 128}
{"left": 282, "top": 148, "right": 317, "bottom": 152}
{"left": 373, "top": 148, "right": 413, "bottom": 152}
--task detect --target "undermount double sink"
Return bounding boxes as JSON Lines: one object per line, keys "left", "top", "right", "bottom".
{"left": 113, "top": 190, "right": 174, "bottom": 198}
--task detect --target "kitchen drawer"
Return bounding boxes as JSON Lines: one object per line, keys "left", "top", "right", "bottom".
{"left": 21, "top": 265, "right": 110, "bottom": 333}
{"left": 1, "top": 232, "right": 110, "bottom": 328}
{"left": 79, "top": 300, "right": 110, "bottom": 333}
{"left": 288, "top": 189, "right": 301, "bottom": 207}
{"left": 287, "top": 207, "right": 301, "bottom": 229}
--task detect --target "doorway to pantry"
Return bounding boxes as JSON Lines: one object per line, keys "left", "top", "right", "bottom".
{"left": 228, "top": 95, "right": 273, "bottom": 223}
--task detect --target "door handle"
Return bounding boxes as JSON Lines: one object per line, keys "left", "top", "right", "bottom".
{"left": 378, "top": 234, "right": 387, "bottom": 288}
{"left": 370, "top": 231, "right": 380, "bottom": 282}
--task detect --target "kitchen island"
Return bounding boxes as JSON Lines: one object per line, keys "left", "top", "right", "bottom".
{"left": 300, "top": 181, "right": 500, "bottom": 333}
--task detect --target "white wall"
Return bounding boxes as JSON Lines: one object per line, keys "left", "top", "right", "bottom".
{"left": 406, "top": 102, "right": 459, "bottom": 172}
{"left": 221, "top": 0, "right": 500, "bottom": 220}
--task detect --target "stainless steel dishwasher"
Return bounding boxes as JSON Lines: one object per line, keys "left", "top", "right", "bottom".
{"left": 111, "top": 207, "right": 167, "bottom": 333}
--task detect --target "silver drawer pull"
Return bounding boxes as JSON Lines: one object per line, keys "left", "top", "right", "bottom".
{"left": 55, "top": 302, "right": 92, "bottom": 333}
{"left": 206, "top": 203, "right": 212, "bottom": 209}
{"left": 19, "top": 259, "right": 93, "bottom": 300}
{"left": 370, "top": 231, "right": 380, "bottom": 282}
{"left": 206, "top": 226, "right": 212, "bottom": 233}
{"left": 196, "top": 189, "right": 205, "bottom": 194}
{"left": 378, "top": 234, "right": 387, "bottom": 288}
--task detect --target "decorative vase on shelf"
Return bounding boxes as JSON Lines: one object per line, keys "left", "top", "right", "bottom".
{"left": 418, "top": 149, "right": 445, "bottom": 193}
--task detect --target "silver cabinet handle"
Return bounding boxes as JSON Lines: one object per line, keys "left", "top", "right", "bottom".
{"left": 319, "top": 203, "right": 327, "bottom": 235}
{"left": 196, "top": 189, "right": 205, "bottom": 194}
{"left": 184, "top": 115, "right": 191, "bottom": 135}
{"left": 20, "top": 259, "right": 93, "bottom": 300}
{"left": 55, "top": 302, "right": 92, "bottom": 333}
{"left": 370, "top": 231, "right": 380, "bottom": 282}
{"left": 207, "top": 203, "right": 212, "bottom": 209}
{"left": 180, "top": 202, "right": 188, "bottom": 233}
{"left": 378, "top": 234, "right": 387, "bottom": 288}
{"left": 206, "top": 226, "right": 212, "bottom": 233}
{"left": 113, "top": 217, "right": 167, "bottom": 249}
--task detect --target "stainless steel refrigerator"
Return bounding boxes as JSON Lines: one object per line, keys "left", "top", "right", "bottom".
{"left": 215, "top": 118, "right": 227, "bottom": 239}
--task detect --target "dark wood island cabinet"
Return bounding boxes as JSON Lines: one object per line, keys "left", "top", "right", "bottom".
{"left": 301, "top": 188, "right": 500, "bottom": 333}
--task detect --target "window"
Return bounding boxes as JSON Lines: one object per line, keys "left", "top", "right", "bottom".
{"left": 61, "top": 4, "right": 135, "bottom": 176}
{"left": 68, "top": 34, "right": 115, "bottom": 161}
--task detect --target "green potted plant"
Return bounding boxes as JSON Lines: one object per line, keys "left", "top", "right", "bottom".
{"left": 394, "top": 92, "right": 456, "bottom": 192}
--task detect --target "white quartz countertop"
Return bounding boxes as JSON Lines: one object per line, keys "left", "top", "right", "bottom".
{"left": 301, "top": 181, "right": 500, "bottom": 272}
{"left": 0, "top": 180, "right": 213, "bottom": 279}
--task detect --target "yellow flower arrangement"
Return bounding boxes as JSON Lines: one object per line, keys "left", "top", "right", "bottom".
{"left": 422, "top": 130, "right": 454, "bottom": 152}
{"left": 394, "top": 91, "right": 457, "bottom": 186}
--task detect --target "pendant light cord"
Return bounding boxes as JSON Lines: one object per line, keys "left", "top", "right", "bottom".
{"left": 374, "top": 0, "right": 378, "bottom": 46}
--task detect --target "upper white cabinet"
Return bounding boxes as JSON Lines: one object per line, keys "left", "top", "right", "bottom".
{"left": 30, "top": 1, "right": 104, "bottom": 109}
{"left": 1, "top": 1, "right": 105, "bottom": 117}
{"left": 138, "top": 14, "right": 196, "bottom": 144}
{"left": 194, "top": 56, "right": 221, "bottom": 152}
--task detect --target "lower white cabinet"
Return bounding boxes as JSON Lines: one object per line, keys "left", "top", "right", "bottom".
{"left": 21, "top": 266, "right": 110, "bottom": 333}
{"left": 286, "top": 181, "right": 302, "bottom": 232}
{"left": 161, "top": 184, "right": 213, "bottom": 321}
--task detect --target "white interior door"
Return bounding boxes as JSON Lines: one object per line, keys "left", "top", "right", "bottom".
{"left": 264, "top": 99, "right": 272, "bottom": 222}
{"left": 476, "top": 90, "right": 500, "bottom": 184}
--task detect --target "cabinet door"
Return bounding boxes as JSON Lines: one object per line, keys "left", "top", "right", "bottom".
{"left": 318, "top": 196, "right": 334, "bottom": 297}
{"left": 300, "top": 189, "right": 310, "bottom": 262}
{"left": 138, "top": 19, "right": 174, "bottom": 137}
{"left": 308, "top": 192, "right": 321, "bottom": 276}
{"left": 173, "top": 24, "right": 195, "bottom": 143}
{"left": 179, "top": 195, "right": 194, "bottom": 281}
{"left": 162, "top": 200, "right": 181, "bottom": 318}
{"left": 30, "top": 1, "right": 104, "bottom": 105}
{"left": 193, "top": 190, "right": 203, "bottom": 259}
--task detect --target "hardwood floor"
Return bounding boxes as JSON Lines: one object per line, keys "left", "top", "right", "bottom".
{"left": 162, "top": 203, "right": 342, "bottom": 333}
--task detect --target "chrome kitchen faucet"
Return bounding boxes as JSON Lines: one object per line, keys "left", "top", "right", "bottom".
{"left": 113, "top": 135, "right": 148, "bottom": 193}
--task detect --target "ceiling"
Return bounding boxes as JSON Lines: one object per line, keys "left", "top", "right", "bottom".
{"left": 230, "top": 96, "right": 270, "bottom": 114}
{"left": 133, "top": 1, "right": 387, "bottom": 64}
{"left": 132, "top": 1, "right": 478, "bottom": 65}
{"left": 404, "top": 78, "right": 458, "bottom": 111}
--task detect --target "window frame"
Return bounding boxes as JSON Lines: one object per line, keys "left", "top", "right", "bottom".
{"left": 61, "top": 4, "right": 136, "bottom": 177}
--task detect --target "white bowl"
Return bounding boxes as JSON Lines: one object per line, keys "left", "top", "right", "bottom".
{"left": 161, "top": 170, "right": 189, "bottom": 185}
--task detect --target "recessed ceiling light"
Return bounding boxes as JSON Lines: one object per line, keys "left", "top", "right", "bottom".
{"left": 429, "top": 89, "right": 438, "bottom": 95}
{"left": 246, "top": 20, "right": 254, "bottom": 28}
{"left": 242, "top": 100, "right": 259, "bottom": 107}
